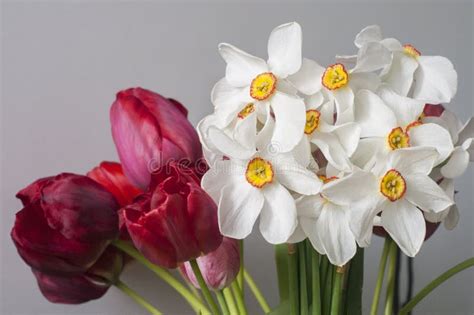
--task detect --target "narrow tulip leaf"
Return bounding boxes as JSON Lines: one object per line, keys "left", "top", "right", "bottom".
{"left": 345, "top": 247, "right": 364, "bottom": 315}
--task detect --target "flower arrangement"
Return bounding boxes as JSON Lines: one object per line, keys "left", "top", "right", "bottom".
{"left": 10, "top": 23, "right": 473, "bottom": 315}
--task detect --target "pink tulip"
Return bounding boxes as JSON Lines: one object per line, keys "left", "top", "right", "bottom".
{"left": 110, "top": 87, "right": 202, "bottom": 190}
{"left": 180, "top": 238, "right": 240, "bottom": 291}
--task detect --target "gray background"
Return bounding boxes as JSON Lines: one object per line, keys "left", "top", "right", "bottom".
{"left": 1, "top": 1, "right": 473, "bottom": 314}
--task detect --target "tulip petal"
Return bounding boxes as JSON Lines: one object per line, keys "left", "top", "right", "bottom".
{"left": 33, "top": 270, "right": 109, "bottom": 304}
{"left": 87, "top": 161, "right": 142, "bottom": 207}
{"left": 218, "top": 43, "right": 269, "bottom": 87}
{"left": 267, "top": 22, "right": 302, "bottom": 78}
{"left": 412, "top": 56, "right": 457, "bottom": 103}
{"left": 41, "top": 174, "right": 119, "bottom": 242}
{"left": 11, "top": 203, "right": 109, "bottom": 274}
{"left": 218, "top": 178, "right": 264, "bottom": 239}
{"left": 259, "top": 182, "right": 297, "bottom": 244}
{"left": 404, "top": 174, "right": 454, "bottom": 213}
{"left": 16, "top": 176, "right": 53, "bottom": 206}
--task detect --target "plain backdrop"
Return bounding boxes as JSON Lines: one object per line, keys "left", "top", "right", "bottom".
{"left": 1, "top": 1, "right": 473, "bottom": 314}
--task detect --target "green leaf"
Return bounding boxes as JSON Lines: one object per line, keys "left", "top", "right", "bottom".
{"left": 345, "top": 248, "right": 364, "bottom": 315}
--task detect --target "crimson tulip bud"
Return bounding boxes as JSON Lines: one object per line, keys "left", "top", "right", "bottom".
{"left": 87, "top": 161, "right": 142, "bottom": 207}
{"left": 120, "top": 162, "right": 222, "bottom": 268}
{"left": 110, "top": 87, "right": 203, "bottom": 190}
{"left": 11, "top": 173, "right": 119, "bottom": 275}
{"left": 180, "top": 238, "right": 240, "bottom": 291}
{"left": 33, "top": 247, "right": 124, "bottom": 304}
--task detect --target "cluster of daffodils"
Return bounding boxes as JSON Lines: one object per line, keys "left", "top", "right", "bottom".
{"left": 198, "top": 23, "right": 473, "bottom": 266}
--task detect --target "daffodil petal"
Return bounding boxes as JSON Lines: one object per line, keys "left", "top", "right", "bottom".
{"left": 218, "top": 43, "right": 269, "bottom": 87}
{"left": 288, "top": 58, "right": 325, "bottom": 95}
{"left": 267, "top": 22, "right": 302, "bottom": 78}
{"left": 412, "top": 56, "right": 458, "bottom": 103}
{"left": 322, "top": 170, "right": 378, "bottom": 206}
{"left": 259, "top": 182, "right": 297, "bottom": 244}
{"left": 272, "top": 154, "right": 322, "bottom": 195}
{"left": 352, "top": 42, "right": 392, "bottom": 73}
{"left": 354, "top": 25, "right": 383, "bottom": 48}
{"left": 218, "top": 178, "right": 264, "bottom": 239}
{"left": 354, "top": 89, "right": 397, "bottom": 137}
{"left": 405, "top": 174, "right": 454, "bottom": 213}
{"left": 388, "top": 147, "right": 438, "bottom": 176}
{"left": 378, "top": 86, "right": 425, "bottom": 127}
{"left": 381, "top": 199, "right": 425, "bottom": 257}
{"left": 317, "top": 203, "right": 357, "bottom": 266}
{"left": 381, "top": 52, "right": 418, "bottom": 96}
{"left": 208, "top": 126, "right": 256, "bottom": 160}
{"left": 408, "top": 123, "right": 454, "bottom": 165}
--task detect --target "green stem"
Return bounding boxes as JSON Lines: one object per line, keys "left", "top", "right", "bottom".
{"left": 223, "top": 287, "right": 238, "bottom": 315}
{"left": 244, "top": 269, "right": 271, "bottom": 313}
{"left": 275, "top": 244, "right": 290, "bottom": 302}
{"left": 190, "top": 260, "right": 220, "bottom": 315}
{"left": 384, "top": 241, "right": 398, "bottom": 315}
{"left": 320, "top": 255, "right": 329, "bottom": 294}
{"left": 112, "top": 240, "right": 209, "bottom": 314}
{"left": 370, "top": 237, "right": 392, "bottom": 315}
{"left": 344, "top": 248, "right": 364, "bottom": 315}
{"left": 399, "top": 257, "right": 474, "bottom": 315}
{"left": 288, "top": 244, "right": 299, "bottom": 315}
{"left": 299, "top": 242, "right": 309, "bottom": 315}
{"left": 330, "top": 267, "right": 345, "bottom": 315}
{"left": 239, "top": 240, "right": 244, "bottom": 296}
{"left": 216, "top": 290, "right": 230, "bottom": 315}
{"left": 232, "top": 281, "right": 248, "bottom": 315}
{"left": 322, "top": 264, "right": 334, "bottom": 315}
{"left": 311, "top": 248, "right": 322, "bottom": 315}
{"left": 115, "top": 280, "right": 163, "bottom": 315}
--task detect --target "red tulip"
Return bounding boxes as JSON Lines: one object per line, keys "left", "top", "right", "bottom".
{"left": 120, "top": 162, "right": 222, "bottom": 268}
{"left": 180, "top": 238, "right": 240, "bottom": 290}
{"left": 11, "top": 173, "right": 119, "bottom": 275}
{"left": 110, "top": 87, "right": 203, "bottom": 190}
{"left": 33, "top": 247, "right": 124, "bottom": 304}
{"left": 87, "top": 161, "right": 142, "bottom": 207}
{"left": 423, "top": 104, "right": 445, "bottom": 117}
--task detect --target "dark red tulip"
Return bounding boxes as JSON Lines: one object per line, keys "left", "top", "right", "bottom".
{"left": 180, "top": 238, "right": 240, "bottom": 290}
{"left": 11, "top": 173, "right": 119, "bottom": 275}
{"left": 120, "top": 162, "right": 222, "bottom": 269}
{"left": 423, "top": 104, "right": 445, "bottom": 117}
{"left": 110, "top": 87, "right": 203, "bottom": 190}
{"left": 87, "top": 161, "right": 142, "bottom": 207}
{"left": 33, "top": 247, "right": 124, "bottom": 304}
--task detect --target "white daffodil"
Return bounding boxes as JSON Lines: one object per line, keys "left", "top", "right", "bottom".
{"left": 289, "top": 171, "right": 377, "bottom": 266}
{"left": 423, "top": 108, "right": 474, "bottom": 178}
{"left": 353, "top": 25, "right": 457, "bottom": 103}
{"left": 293, "top": 93, "right": 360, "bottom": 172}
{"left": 201, "top": 126, "right": 322, "bottom": 244}
{"left": 351, "top": 148, "right": 454, "bottom": 257}
{"left": 288, "top": 43, "right": 391, "bottom": 124}
{"left": 351, "top": 88, "right": 453, "bottom": 170}
{"left": 211, "top": 22, "right": 306, "bottom": 152}
{"left": 421, "top": 108, "right": 473, "bottom": 229}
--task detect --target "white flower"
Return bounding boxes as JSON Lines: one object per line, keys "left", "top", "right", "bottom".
{"left": 353, "top": 25, "right": 457, "bottom": 103}
{"left": 288, "top": 43, "right": 391, "bottom": 124}
{"left": 423, "top": 108, "right": 474, "bottom": 178}
{"left": 351, "top": 88, "right": 453, "bottom": 169}
{"left": 352, "top": 148, "right": 454, "bottom": 257}
{"left": 293, "top": 94, "right": 360, "bottom": 172}
{"left": 201, "top": 128, "right": 322, "bottom": 244}
{"left": 211, "top": 22, "right": 306, "bottom": 152}
{"left": 290, "top": 171, "right": 377, "bottom": 266}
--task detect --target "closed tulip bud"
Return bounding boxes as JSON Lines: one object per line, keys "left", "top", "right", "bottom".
{"left": 180, "top": 238, "right": 240, "bottom": 291}
{"left": 110, "top": 87, "right": 203, "bottom": 190}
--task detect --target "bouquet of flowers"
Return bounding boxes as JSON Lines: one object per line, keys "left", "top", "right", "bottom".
{"left": 10, "top": 23, "right": 473, "bottom": 315}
